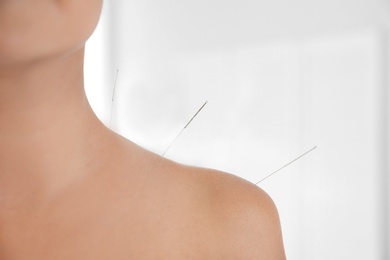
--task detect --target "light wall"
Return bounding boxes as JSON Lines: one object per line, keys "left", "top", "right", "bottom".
{"left": 85, "top": 0, "right": 390, "bottom": 259}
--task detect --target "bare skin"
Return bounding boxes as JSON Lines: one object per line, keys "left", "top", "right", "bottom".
{"left": 0, "top": 1, "right": 285, "bottom": 259}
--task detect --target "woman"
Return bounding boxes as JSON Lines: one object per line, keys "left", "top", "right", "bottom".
{"left": 0, "top": 1, "right": 285, "bottom": 259}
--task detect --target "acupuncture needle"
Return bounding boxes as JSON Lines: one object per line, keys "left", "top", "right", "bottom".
{"left": 162, "top": 100, "right": 208, "bottom": 156}
{"left": 107, "top": 77, "right": 315, "bottom": 183}
{"left": 109, "top": 69, "right": 119, "bottom": 128}
{"left": 255, "top": 146, "right": 317, "bottom": 185}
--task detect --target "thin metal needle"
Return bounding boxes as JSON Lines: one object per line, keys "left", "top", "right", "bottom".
{"left": 162, "top": 100, "right": 208, "bottom": 156}
{"left": 109, "top": 69, "right": 119, "bottom": 128}
{"left": 255, "top": 146, "right": 317, "bottom": 185}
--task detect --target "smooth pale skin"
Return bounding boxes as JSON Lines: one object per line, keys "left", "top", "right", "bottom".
{"left": 0, "top": 1, "right": 286, "bottom": 259}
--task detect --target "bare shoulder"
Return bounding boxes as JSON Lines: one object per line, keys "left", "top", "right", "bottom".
{"left": 109, "top": 137, "right": 285, "bottom": 258}
{"left": 180, "top": 165, "right": 286, "bottom": 259}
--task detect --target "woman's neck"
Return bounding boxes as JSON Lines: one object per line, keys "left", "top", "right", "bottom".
{"left": 0, "top": 48, "right": 112, "bottom": 208}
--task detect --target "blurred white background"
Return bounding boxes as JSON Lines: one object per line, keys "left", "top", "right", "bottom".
{"left": 85, "top": 0, "right": 389, "bottom": 259}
